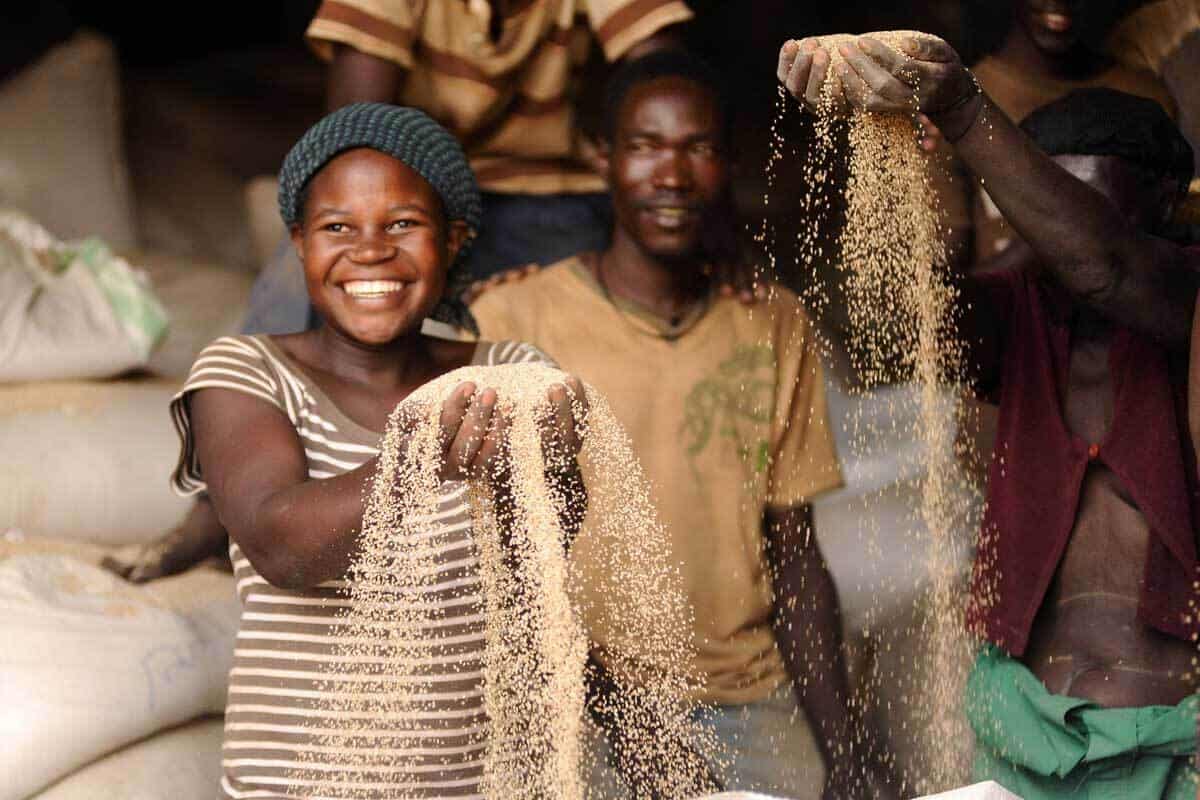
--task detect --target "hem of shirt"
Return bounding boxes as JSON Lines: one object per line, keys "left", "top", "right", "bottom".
{"left": 306, "top": 22, "right": 415, "bottom": 70}
{"left": 976, "top": 615, "right": 1029, "bottom": 658}
{"left": 767, "top": 471, "right": 847, "bottom": 509}
{"left": 692, "top": 667, "right": 790, "bottom": 707}
{"left": 476, "top": 173, "right": 607, "bottom": 195}
{"left": 601, "top": 3, "right": 694, "bottom": 62}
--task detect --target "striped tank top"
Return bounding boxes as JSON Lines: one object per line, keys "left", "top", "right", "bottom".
{"left": 170, "top": 334, "right": 550, "bottom": 799}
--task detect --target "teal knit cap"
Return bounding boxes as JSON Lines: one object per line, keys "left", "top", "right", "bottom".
{"left": 278, "top": 103, "right": 482, "bottom": 332}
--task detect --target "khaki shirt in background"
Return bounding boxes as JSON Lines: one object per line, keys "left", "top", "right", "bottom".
{"left": 470, "top": 256, "right": 844, "bottom": 705}
{"left": 306, "top": 0, "right": 693, "bottom": 195}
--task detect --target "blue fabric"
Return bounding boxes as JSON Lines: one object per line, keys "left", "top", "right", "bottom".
{"left": 586, "top": 681, "right": 820, "bottom": 797}
{"left": 239, "top": 238, "right": 310, "bottom": 336}
{"left": 239, "top": 191, "right": 613, "bottom": 334}
{"left": 465, "top": 191, "right": 611, "bottom": 280}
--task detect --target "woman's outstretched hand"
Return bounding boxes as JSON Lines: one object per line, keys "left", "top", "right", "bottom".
{"left": 436, "top": 376, "right": 589, "bottom": 483}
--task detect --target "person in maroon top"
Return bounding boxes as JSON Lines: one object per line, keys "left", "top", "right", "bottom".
{"left": 779, "top": 37, "right": 1200, "bottom": 798}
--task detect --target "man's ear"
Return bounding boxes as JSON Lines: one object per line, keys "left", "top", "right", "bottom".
{"left": 594, "top": 138, "right": 613, "bottom": 183}
{"left": 446, "top": 220, "right": 472, "bottom": 264}
{"left": 289, "top": 224, "right": 305, "bottom": 263}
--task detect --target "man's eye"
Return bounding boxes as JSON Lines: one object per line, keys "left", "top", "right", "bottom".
{"left": 387, "top": 219, "right": 417, "bottom": 233}
{"left": 692, "top": 143, "right": 717, "bottom": 156}
{"left": 323, "top": 222, "right": 348, "bottom": 233}
{"left": 627, "top": 140, "right": 654, "bottom": 152}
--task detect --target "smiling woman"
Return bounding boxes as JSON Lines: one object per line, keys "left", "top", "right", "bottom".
{"left": 167, "top": 102, "right": 591, "bottom": 799}
{"left": 292, "top": 147, "right": 470, "bottom": 347}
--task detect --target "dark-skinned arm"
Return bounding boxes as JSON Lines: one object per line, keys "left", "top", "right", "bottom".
{"left": 931, "top": 89, "right": 1197, "bottom": 346}
{"left": 191, "top": 381, "right": 506, "bottom": 589}
{"left": 764, "top": 503, "right": 851, "bottom": 760}
{"left": 764, "top": 503, "right": 897, "bottom": 799}
{"left": 326, "top": 44, "right": 404, "bottom": 112}
{"left": 779, "top": 35, "right": 1200, "bottom": 347}
{"left": 190, "top": 387, "right": 379, "bottom": 589}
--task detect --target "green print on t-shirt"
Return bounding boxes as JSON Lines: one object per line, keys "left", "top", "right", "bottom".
{"left": 680, "top": 344, "right": 775, "bottom": 483}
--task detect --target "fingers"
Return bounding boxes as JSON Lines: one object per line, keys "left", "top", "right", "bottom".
{"left": 440, "top": 376, "right": 590, "bottom": 482}
{"left": 473, "top": 405, "right": 511, "bottom": 475}
{"left": 551, "top": 379, "right": 587, "bottom": 454}
{"left": 836, "top": 58, "right": 871, "bottom": 112}
{"left": 802, "top": 43, "right": 829, "bottom": 109}
{"left": 855, "top": 36, "right": 911, "bottom": 78}
{"left": 777, "top": 39, "right": 800, "bottom": 85}
{"left": 439, "top": 381, "right": 475, "bottom": 446}
{"left": 100, "top": 555, "right": 135, "bottom": 581}
{"left": 917, "top": 113, "right": 943, "bottom": 152}
{"left": 780, "top": 38, "right": 827, "bottom": 110}
{"left": 780, "top": 40, "right": 811, "bottom": 101}
{"left": 439, "top": 383, "right": 500, "bottom": 480}
{"left": 839, "top": 41, "right": 914, "bottom": 111}
{"left": 452, "top": 388, "right": 496, "bottom": 475}
{"left": 538, "top": 379, "right": 584, "bottom": 470}
{"left": 900, "top": 33, "right": 958, "bottom": 64}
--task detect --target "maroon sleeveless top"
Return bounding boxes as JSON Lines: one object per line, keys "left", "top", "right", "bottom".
{"left": 966, "top": 267, "right": 1199, "bottom": 656}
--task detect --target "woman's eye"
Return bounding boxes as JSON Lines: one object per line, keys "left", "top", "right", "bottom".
{"left": 323, "top": 222, "right": 348, "bottom": 233}
{"left": 692, "top": 143, "right": 716, "bottom": 156}
{"left": 386, "top": 219, "right": 418, "bottom": 233}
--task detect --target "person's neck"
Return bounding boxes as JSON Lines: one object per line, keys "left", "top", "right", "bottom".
{"left": 312, "top": 323, "right": 434, "bottom": 390}
{"left": 597, "top": 233, "right": 708, "bottom": 322}
{"left": 995, "top": 27, "right": 1106, "bottom": 81}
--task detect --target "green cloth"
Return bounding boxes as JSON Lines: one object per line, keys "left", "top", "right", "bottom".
{"left": 966, "top": 645, "right": 1198, "bottom": 799}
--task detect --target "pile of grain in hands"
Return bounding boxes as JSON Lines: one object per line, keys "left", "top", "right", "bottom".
{"left": 293, "top": 363, "right": 722, "bottom": 798}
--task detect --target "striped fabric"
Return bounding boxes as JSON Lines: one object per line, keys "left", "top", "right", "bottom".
{"left": 170, "top": 334, "right": 549, "bottom": 799}
{"left": 305, "top": 0, "right": 693, "bottom": 195}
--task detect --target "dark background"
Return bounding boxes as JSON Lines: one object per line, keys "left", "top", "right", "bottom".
{"left": 0, "top": 0, "right": 1146, "bottom": 173}
{"left": 0, "top": 0, "right": 1152, "bottom": 283}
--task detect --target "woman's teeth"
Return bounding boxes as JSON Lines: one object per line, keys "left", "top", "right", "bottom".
{"left": 343, "top": 279, "right": 405, "bottom": 298}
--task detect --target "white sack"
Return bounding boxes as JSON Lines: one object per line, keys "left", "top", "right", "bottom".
{"left": 31, "top": 717, "right": 223, "bottom": 800}
{"left": 0, "top": 555, "right": 237, "bottom": 800}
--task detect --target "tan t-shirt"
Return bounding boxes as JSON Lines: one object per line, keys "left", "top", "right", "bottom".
{"left": 470, "top": 256, "right": 843, "bottom": 704}
{"left": 306, "top": 0, "right": 693, "bottom": 195}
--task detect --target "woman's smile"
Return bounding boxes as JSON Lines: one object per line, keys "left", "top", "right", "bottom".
{"left": 340, "top": 278, "right": 411, "bottom": 299}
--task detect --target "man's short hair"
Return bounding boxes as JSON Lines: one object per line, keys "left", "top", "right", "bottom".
{"left": 1019, "top": 88, "right": 1194, "bottom": 191}
{"left": 601, "top": 49, "right": 733, "bottom": 147}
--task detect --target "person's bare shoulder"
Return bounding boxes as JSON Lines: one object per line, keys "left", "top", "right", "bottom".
{"left": 1104, "top": 59, "right": 1178, "bottom": 118}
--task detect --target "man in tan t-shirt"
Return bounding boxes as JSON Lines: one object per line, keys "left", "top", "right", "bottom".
{"left": 471, "top": 50, "right": 897, "bottom": 799}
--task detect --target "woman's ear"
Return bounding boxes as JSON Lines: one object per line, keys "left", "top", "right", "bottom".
{"left": 445, "top": 220, "right": 472, "bottom": 264}
{"left": 289, "top": 223, "right": 305, "bottom": 263}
